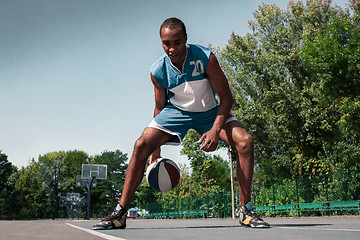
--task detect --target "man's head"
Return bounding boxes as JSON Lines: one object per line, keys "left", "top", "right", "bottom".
{"left": 159, "top": 18, "right": 187, "bottom": 68}
{"left": 159, "top": 17, "right": 187, "bottom": 38}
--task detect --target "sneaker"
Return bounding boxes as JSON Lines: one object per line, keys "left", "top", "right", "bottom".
{"left": 239, "top": 202, "right": 270, "bottom": 228}
{"left": 93, "top": 204, "right": 127, "bottom": 230}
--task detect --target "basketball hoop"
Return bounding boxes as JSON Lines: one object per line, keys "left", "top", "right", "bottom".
{"left": 59, "top": 192, "right": 85, "bottom": 218}
{"left": 80, "top": 164, "right": 108, "bottom": 220}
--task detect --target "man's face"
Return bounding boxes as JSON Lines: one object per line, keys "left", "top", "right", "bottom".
{"left": 160, "top": 27, "right": 187, "bottom": 67}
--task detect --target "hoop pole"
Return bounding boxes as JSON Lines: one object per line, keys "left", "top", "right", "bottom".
{"left": 86, "top": 177, "right": 95, "bottom": 220}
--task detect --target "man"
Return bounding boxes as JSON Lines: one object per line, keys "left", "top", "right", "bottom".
{"left": 93, "top": 17, "right": 269, "bottom": 230}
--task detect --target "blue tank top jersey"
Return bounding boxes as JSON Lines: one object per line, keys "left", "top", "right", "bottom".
{"left": 150, "top": 44, "right": 218, "bottom": 112}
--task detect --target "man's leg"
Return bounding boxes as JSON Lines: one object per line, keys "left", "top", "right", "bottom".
{"left": 220, "top": 120, "right": 270, "bottom": 228}
{"left": 120, "top": 127, "right": 173, "bottom": 209}
{"left": 93, "top": 127, "right": 173, "bottom": 230}
{"left": 219, "top": 121, "right": 253, "bottom": 205}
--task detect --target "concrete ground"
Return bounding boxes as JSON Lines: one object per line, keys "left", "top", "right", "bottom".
{"left": 1, "top": 216, "right": 359, "bottom": 240}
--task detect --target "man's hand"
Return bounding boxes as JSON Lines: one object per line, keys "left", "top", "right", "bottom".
{"left": 149, "top": 147, "right": 161, "bottom": 164}
{"left": 198, "top": 129, "right": 220, "bottom": 152}
{"left": 198, "top": 53, "right": 232, "bottom": 153}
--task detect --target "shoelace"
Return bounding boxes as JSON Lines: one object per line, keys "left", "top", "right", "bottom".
{"left": 102, "top": 207, "right": 121, "bottom": 221}
{"left": 248, "top": 210, "right": 264, "bottom": 222}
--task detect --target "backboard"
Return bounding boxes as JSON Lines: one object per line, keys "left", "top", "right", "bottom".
{"left": 81, "top": 164, "right": 107, "bottom": 180}
{"left": 76, "top": 175, "right": 96, "bottom": 187}
{"left": 67, "top": 192, "right": 80, "bottom": 204}
{"left": 59, "top": 192, "right": 85, "bottom": 207}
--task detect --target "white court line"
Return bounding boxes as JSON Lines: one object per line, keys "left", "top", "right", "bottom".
{"left": 66, "top": 223, "right": 127, "bottom": 240}
{"left": 278, "top": 226, "right": 360, "bottom": 232}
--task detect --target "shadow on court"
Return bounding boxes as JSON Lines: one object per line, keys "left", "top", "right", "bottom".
{"left": 270, "top": 223, "right": 332, "bottom": 227}
{"left": 119, "top": 222, "right": 332, "bottom": 231}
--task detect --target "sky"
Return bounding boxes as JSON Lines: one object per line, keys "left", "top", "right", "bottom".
{"left": 0, "top": 0, "right": 350, "bottom": 168}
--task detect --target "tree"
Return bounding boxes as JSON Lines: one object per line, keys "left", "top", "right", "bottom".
{"left": 301, "top": 2, "right": 360, "bottom": 170}
{"left": 219, "top": 0, "right": 359, "bottom": 182}
{"left": 14, "top": 160, "right": 49, "bottom": 219}
{"left": 37, "top": 150, "right": 89, "bottom": 218}
{"left": 181, "top": 129, "right": 231, "bottom": 195}
{"left": 132, "top": 177, "right": 161, "bottom": 207}
{"left": 62, "top": 150, "right": 89, "bottom": 191}
{"left": 0, "top": 151, "right": 18, "bottom": 219}
{"left": 4, "top": 170, "right": 21, "bottom": 219}
{"left": 0, "top": 149, "right": 128, "bottom": 219}
{"left": 38, "top": 151, "right": 66, "bottom": 218}
{"left": 91, "top": 150, "right": 128, "bottom": 217}
{"left": 0, "top": 151, "right": 16, "bottom": 191}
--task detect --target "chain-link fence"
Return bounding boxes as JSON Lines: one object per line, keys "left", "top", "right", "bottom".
{"left": 139, "top": 168, "right": 360, "bottom": 218}
{"left": 253, "top": 168, "right": 360, "bottom": 207}
{"left": 140, "top": 191, "right": 235, "bottom": 218}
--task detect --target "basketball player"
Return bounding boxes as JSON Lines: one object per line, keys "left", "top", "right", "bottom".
{"left": 93, "top": 17, "right": 270, "bottom": 229}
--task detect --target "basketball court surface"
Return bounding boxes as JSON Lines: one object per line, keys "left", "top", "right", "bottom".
{"left": 1, "top": 216, "right": 359, "bottom": 240}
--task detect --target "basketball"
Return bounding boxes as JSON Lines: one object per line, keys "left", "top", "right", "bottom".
{"left": 146, "top": 158, "right": 180, "bottom": 192}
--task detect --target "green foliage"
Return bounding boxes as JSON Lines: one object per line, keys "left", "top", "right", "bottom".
{"left": 37, "top": 151, "right": 66, "bottom": 218}
{"left": 132, "top": 177, "right": 161, "bottom": 207}
{"left": 0, "top": 151, "right": 18, "bottom": 219}
{"left": 62, "top": 150, "right": 89, "bottom": 191}
{"left": 219, "top": 0, "right": 360, "bottom": 183}
{"left": 253, "top": 184, "right": 274, "bottom": 206}
{"left": 140, "top": 168, "right": 360, "bottom": 218}
{"left": 301, "top": 5, "right": 360, "bottom": 170}
{"left": 254, "top": 179, "right": 298, "bottom": 206}
{"left": 327, "top": 169, "right": 360, "bottom": 201}
{"left": 92, "top": 150, "right": 128, "bottom": 197}
{"left": 302, "top": 13, "right": 360, "bottom": 99}
{"left": 0, "top": 151, "right": 16, "bottom": 190}
{"left": 37, "top": 150, "right": 89, "bottom": 218}
{"left": 14, "top": 160, "right": 50, "bottom": 219}
{"left": 253, "top": 168, "right": 360, "bottom": 209}
{"left": 140, "top": 191, "right": 229, "bottom": 218}
{"left": 180, "top": 130, "right": 231, "bottom": 194}
{"left": 91, "top": 150, "right": 128, "bottom": 217}
{"left": 0, "top": 149, "right": 127, "bottom": 219}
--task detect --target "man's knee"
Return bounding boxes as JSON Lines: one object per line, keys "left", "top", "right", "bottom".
{"left": 235, "top": 133, "right": 253, "bottom": 153}
{"left": 133, "top": 136, "right": 154, "bottom": 152}
{"left": 133, "top": 128, "right": 169, "bottom": 153}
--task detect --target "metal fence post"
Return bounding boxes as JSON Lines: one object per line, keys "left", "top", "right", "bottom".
{"left": 323, "top": 174, "right": 329, "bottom": 202}
{"left": 295, "top": 178, "right": 299, "bottom": 204}
{"left": 224, "top": 192, "right": 227, "bottom": 218}
{"left": 252, "top": 185, "right": 256, "bottom": 206}
{"left": 272, "top": 183, "right": 276, "bottom": 205}
{"left": 218, "top": 191, "right": 224, "bottom": 218}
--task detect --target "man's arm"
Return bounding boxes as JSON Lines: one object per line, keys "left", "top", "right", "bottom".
{"left": 151, "top": 72, "right": 167, "bottom": 117}
{"left": 149, "top": 73, "right": 167, "bottom": 161}
{"left": 198, "top": 53, "right": 233, "bottom": 152}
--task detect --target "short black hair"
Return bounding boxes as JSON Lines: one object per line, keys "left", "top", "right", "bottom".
{"left": 160, "top": 17, "right": 187, "bottom": 37}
